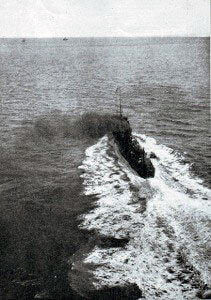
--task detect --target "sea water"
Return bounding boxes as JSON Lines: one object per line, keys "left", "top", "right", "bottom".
{"left": 0, "top": 37, "right": 210, "bottom": 299}
{"left": 0, "top": 37, "right": 210, "bottom": 185}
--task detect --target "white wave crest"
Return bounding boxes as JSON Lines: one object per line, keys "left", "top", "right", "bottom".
{"left": 135, "top": 133, "right": 211, "bottom": 199}
{"left": 78, "top": 134, "right": 211, "bottom": 299}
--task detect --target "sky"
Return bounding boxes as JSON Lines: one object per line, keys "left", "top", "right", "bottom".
{"left": 0, "top": 0, "right": 210, "bottom": 37}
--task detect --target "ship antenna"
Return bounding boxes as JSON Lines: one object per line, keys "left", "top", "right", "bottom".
{"left": 116, "top": 87, "right": 123, "bottom": 119}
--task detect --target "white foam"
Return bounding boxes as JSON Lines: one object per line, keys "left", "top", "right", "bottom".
{"left": 78, "top": 134, "right": 211, "bottom": 299}
{"left": 135, "top": 133, "right": 211, "bottom": 199}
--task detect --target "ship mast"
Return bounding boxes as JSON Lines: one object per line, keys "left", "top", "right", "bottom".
{"left": 116, "top": 87, "right": 122, "bottom": 118}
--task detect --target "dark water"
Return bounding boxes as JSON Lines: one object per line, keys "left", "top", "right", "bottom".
{"left": 0, "top": 37, "right": 210, "bottom": 298}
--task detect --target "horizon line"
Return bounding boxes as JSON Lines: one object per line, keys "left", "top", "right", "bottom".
{"left": 0, "top": 35, "right": 210, "bottom": 39}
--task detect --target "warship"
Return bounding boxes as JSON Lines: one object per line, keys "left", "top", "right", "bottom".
{"left": 112, "top": 88, "right": 155, "bottom": 178}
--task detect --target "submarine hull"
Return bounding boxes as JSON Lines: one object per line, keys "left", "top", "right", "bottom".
{"left": 112, "top": 127, "right": 155, "bottom": 179}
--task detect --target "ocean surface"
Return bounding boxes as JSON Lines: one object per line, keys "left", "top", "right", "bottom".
{"left": 0, "top": 37, "right": 210, "bottom": 299}
{"left": 0, "top": 37, "right": 210, "bottom": 186}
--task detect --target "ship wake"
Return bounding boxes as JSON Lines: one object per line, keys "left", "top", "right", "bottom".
{"left": 76, "top": 134, "right": 211, "bottom": 299}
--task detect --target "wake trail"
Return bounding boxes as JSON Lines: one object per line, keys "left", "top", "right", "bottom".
{"left": 78, "top": 134, "right": 211, "bottom": 299}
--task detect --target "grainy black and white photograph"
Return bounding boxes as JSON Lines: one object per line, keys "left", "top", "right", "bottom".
{"left": 0, "top": 0, "right": 210, "bottom": 299}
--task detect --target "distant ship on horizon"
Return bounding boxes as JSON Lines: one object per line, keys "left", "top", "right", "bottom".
{"left": 63, "top": 37, "right": 68, "bottom": 41}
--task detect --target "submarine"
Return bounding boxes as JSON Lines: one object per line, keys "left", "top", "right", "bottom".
{"left": 112, "top": 88, "right": 155, "bottom": 179}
